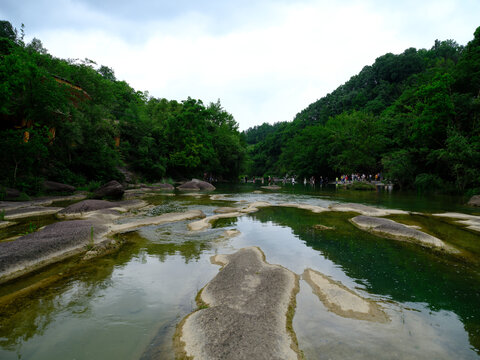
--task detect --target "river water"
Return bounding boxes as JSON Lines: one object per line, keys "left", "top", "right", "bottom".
{"left": 1, "top": 184, "right": 479, "bottom": 359}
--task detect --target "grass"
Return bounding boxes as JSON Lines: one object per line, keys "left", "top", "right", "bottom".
{"left": 0, "top": 210, "right": 5, "bottom": 221}
{"left": 85, "top": 226, "right": 95, "bottom": 251}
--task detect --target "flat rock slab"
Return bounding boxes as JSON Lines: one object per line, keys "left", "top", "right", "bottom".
{"left": 4, "top": 206, "right": 63, "bottom": 220}
{"left": 58, "top": 199, "right": 146, "bottom": 218}
{"left": 351, "top": 215, "right": 457, "bottom": 252}
{"left": 0, "top": 220, "right": 108, "bottom": 284}
{"left": 177, "top": 247, "right": 300, "bottom": 360}
{"left": 261, "top": 185, "right": 281, "bottom": 190}
{"left": 110, "top": 210, "right": 206, "bottom": 234}
{"left": 329, "top": 202, "right": 408, "bottom": 216}
{"left": 213, "top": 207, "right": 240, "bottom": 214}
{"left": 432, "top": 212, "right": 480, "bottom": 233}
{"left": 277, "top": 203, "right": 329, "bottom": 213}
{"left": 303, "top": 269, "right": 388, "bottom": 323}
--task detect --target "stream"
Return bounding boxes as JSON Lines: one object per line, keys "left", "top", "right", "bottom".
{"left": 1, "top": 184, "right": 479, "bottom": 359}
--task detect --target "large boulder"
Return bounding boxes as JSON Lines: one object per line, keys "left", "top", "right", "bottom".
{"left": 43, "top": 180, "right": 76, "bottom": 193}
{"left": 93, "top": 180, "right": 124, "bottom": 199}
{"left": 468, "top": 195, "right": 480, "bottom": 207}
{"left": 177, "top": 179, "right": 215, "bottom": 191}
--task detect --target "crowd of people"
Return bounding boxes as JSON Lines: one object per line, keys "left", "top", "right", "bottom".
{"left": 243, "top": 173, "right": 384, "bottom": 186}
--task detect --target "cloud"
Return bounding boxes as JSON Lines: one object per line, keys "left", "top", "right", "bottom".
{"left": 1, "top": 0, "right": 480, "bottom": 130}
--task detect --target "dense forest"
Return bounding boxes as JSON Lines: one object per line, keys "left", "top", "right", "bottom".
{"left": 245, "top": 27, "right": 480, "bottom": 194}
{"left": 1, "top": 20, "right": 479, "bottom": 196}
{"left": 0, "top": 20, "right": 246, "bottom": 195}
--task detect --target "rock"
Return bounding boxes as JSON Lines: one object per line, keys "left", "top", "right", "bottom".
{"left": 313, "top": 224, "right": 335, "bottom": 231}
{"left": 351, "top": 215, "right": 458, "bottom": 252}
{"left": 188, "top": 212, "right": 243, "bottom": 231}
{"left": 213, "top": 207, "right": 239, "bottom": 214}
{"left": 4, "top": 206, "right": 63, "bottom": 220}
{"left": 117, "top": 166, "right": 137, "bottom": 184}
{"left": 468, "top": 195, "right": 480, "bottom": 207}
{"left": 176, "top": 247, "right": 300, "bottom": 360}
{"left": 261, "top": 185, "right": 281, "bottom": 190}
{"left": 277, "top": 203, "right": 329, "bottom": 213}
{"left": 303, "top": 268, "right": 388, "bottom": 322}
{"left": 2, "top": 188, "right": 21, "bottom": 201}
{"left": 0, "top": 220, "right": 108, "bottom": 284}
{"left": 329, "top": 202, "right": 408, "bottom": 216}
{"left": 59, "top": 199, "right": 117, "bottom": 215}
{"left": 43, "top": 180, "right": 76, "bottom": 193}
{"left": 93, "top": 180, "right": 124, "bottom": 199}
{"left": 177, "top": 179, "right": 216, "bottom": 191}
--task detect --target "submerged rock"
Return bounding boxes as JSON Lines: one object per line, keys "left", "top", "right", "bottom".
{"left": 303, "top": 268, "right": 388, "bottom": 323}
{"left": 351, "top": 215, "right": 457, "bottom": 252}
{"left": 176, "top": 247, "right": 301, "bottom": 360}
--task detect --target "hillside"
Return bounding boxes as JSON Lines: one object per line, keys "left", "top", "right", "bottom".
{"left": 244, "top": 26, "right": 480, "bottom": 193}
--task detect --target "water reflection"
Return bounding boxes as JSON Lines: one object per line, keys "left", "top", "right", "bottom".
{"left": 248, "top": 207, "right": 480, "bottom": 354}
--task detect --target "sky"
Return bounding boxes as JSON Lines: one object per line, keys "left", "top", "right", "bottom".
{"left": 1, "top": 0, "right": 479, "bottom": 130}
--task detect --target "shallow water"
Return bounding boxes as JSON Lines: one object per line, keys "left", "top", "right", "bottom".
{"left": 0, "top": 185, "right": 479, "bottom": 359}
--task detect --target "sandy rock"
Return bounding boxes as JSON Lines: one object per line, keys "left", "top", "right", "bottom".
{"left": 329, "top": 202, "right": 408, "bottom": 216}
{"left": 177, "top": 247, "right": 300, "bottom": 360}
{"left": 221, "top": 229, "right": 241, "bottom": 238}
{"left": 177, "top": 179, "right": 216, "bottom": 191}
{"left": 303, "top": 268, "right": 388, "bottom": 322}
{"left": 351, "top": 215, "right": 457, "bottom": 252}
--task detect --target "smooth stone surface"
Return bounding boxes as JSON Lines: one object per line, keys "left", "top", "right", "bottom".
{"left": 177, "top": 247, "right": 300, "bottom": 360}
{"left": 303, "top": 268, "right": 388, "bottom": 323}
{"left": 330, "top": 202, "right": 408, "bottom": 216}
{"left": 351, "top": 215, "right": 457, "bottom": 252}
{"left": 277, "top": 203, "right": 329, "bottom": 213}
{"left": 110, "top": 210, "right": 206, "bottom": 234}
{"left": 0, "top": 220, "right": 108, "bottom": 284}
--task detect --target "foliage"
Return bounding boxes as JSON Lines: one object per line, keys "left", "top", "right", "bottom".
{"left": 244, "top": 26, "right": 480, "bottom": 194}
{"left": 0, "top": 20, "right": 247, "bottom": 194}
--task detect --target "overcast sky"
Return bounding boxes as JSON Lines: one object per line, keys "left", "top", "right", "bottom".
{"left": 2, "top": 0, "right": 479, "bottom": 130}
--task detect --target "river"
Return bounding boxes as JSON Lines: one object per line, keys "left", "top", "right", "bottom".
{"left": 1, "top": 184, "right": 479, "bottom": 359}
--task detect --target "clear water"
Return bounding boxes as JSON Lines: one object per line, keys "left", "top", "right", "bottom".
{"left": 0, "top": 185, "right": 479, "bottom": 359}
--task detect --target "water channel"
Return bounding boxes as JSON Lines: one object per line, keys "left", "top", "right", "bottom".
{"left": 1, "top": 184, "right": 479, "bottom": 359}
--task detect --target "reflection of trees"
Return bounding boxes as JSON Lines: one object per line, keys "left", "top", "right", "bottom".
{"left": 249, "top": 207, "right": 480, "bottom": 353}
{"left": 0, "top": 240, "right": 140, "bottom": 350}
{"left": 145, "top": 241, "right": 211, "bottom": 264}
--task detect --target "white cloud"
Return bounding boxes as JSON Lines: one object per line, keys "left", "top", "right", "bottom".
{"left": 5, "top": 0, "right": 480, "bottom": 130}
